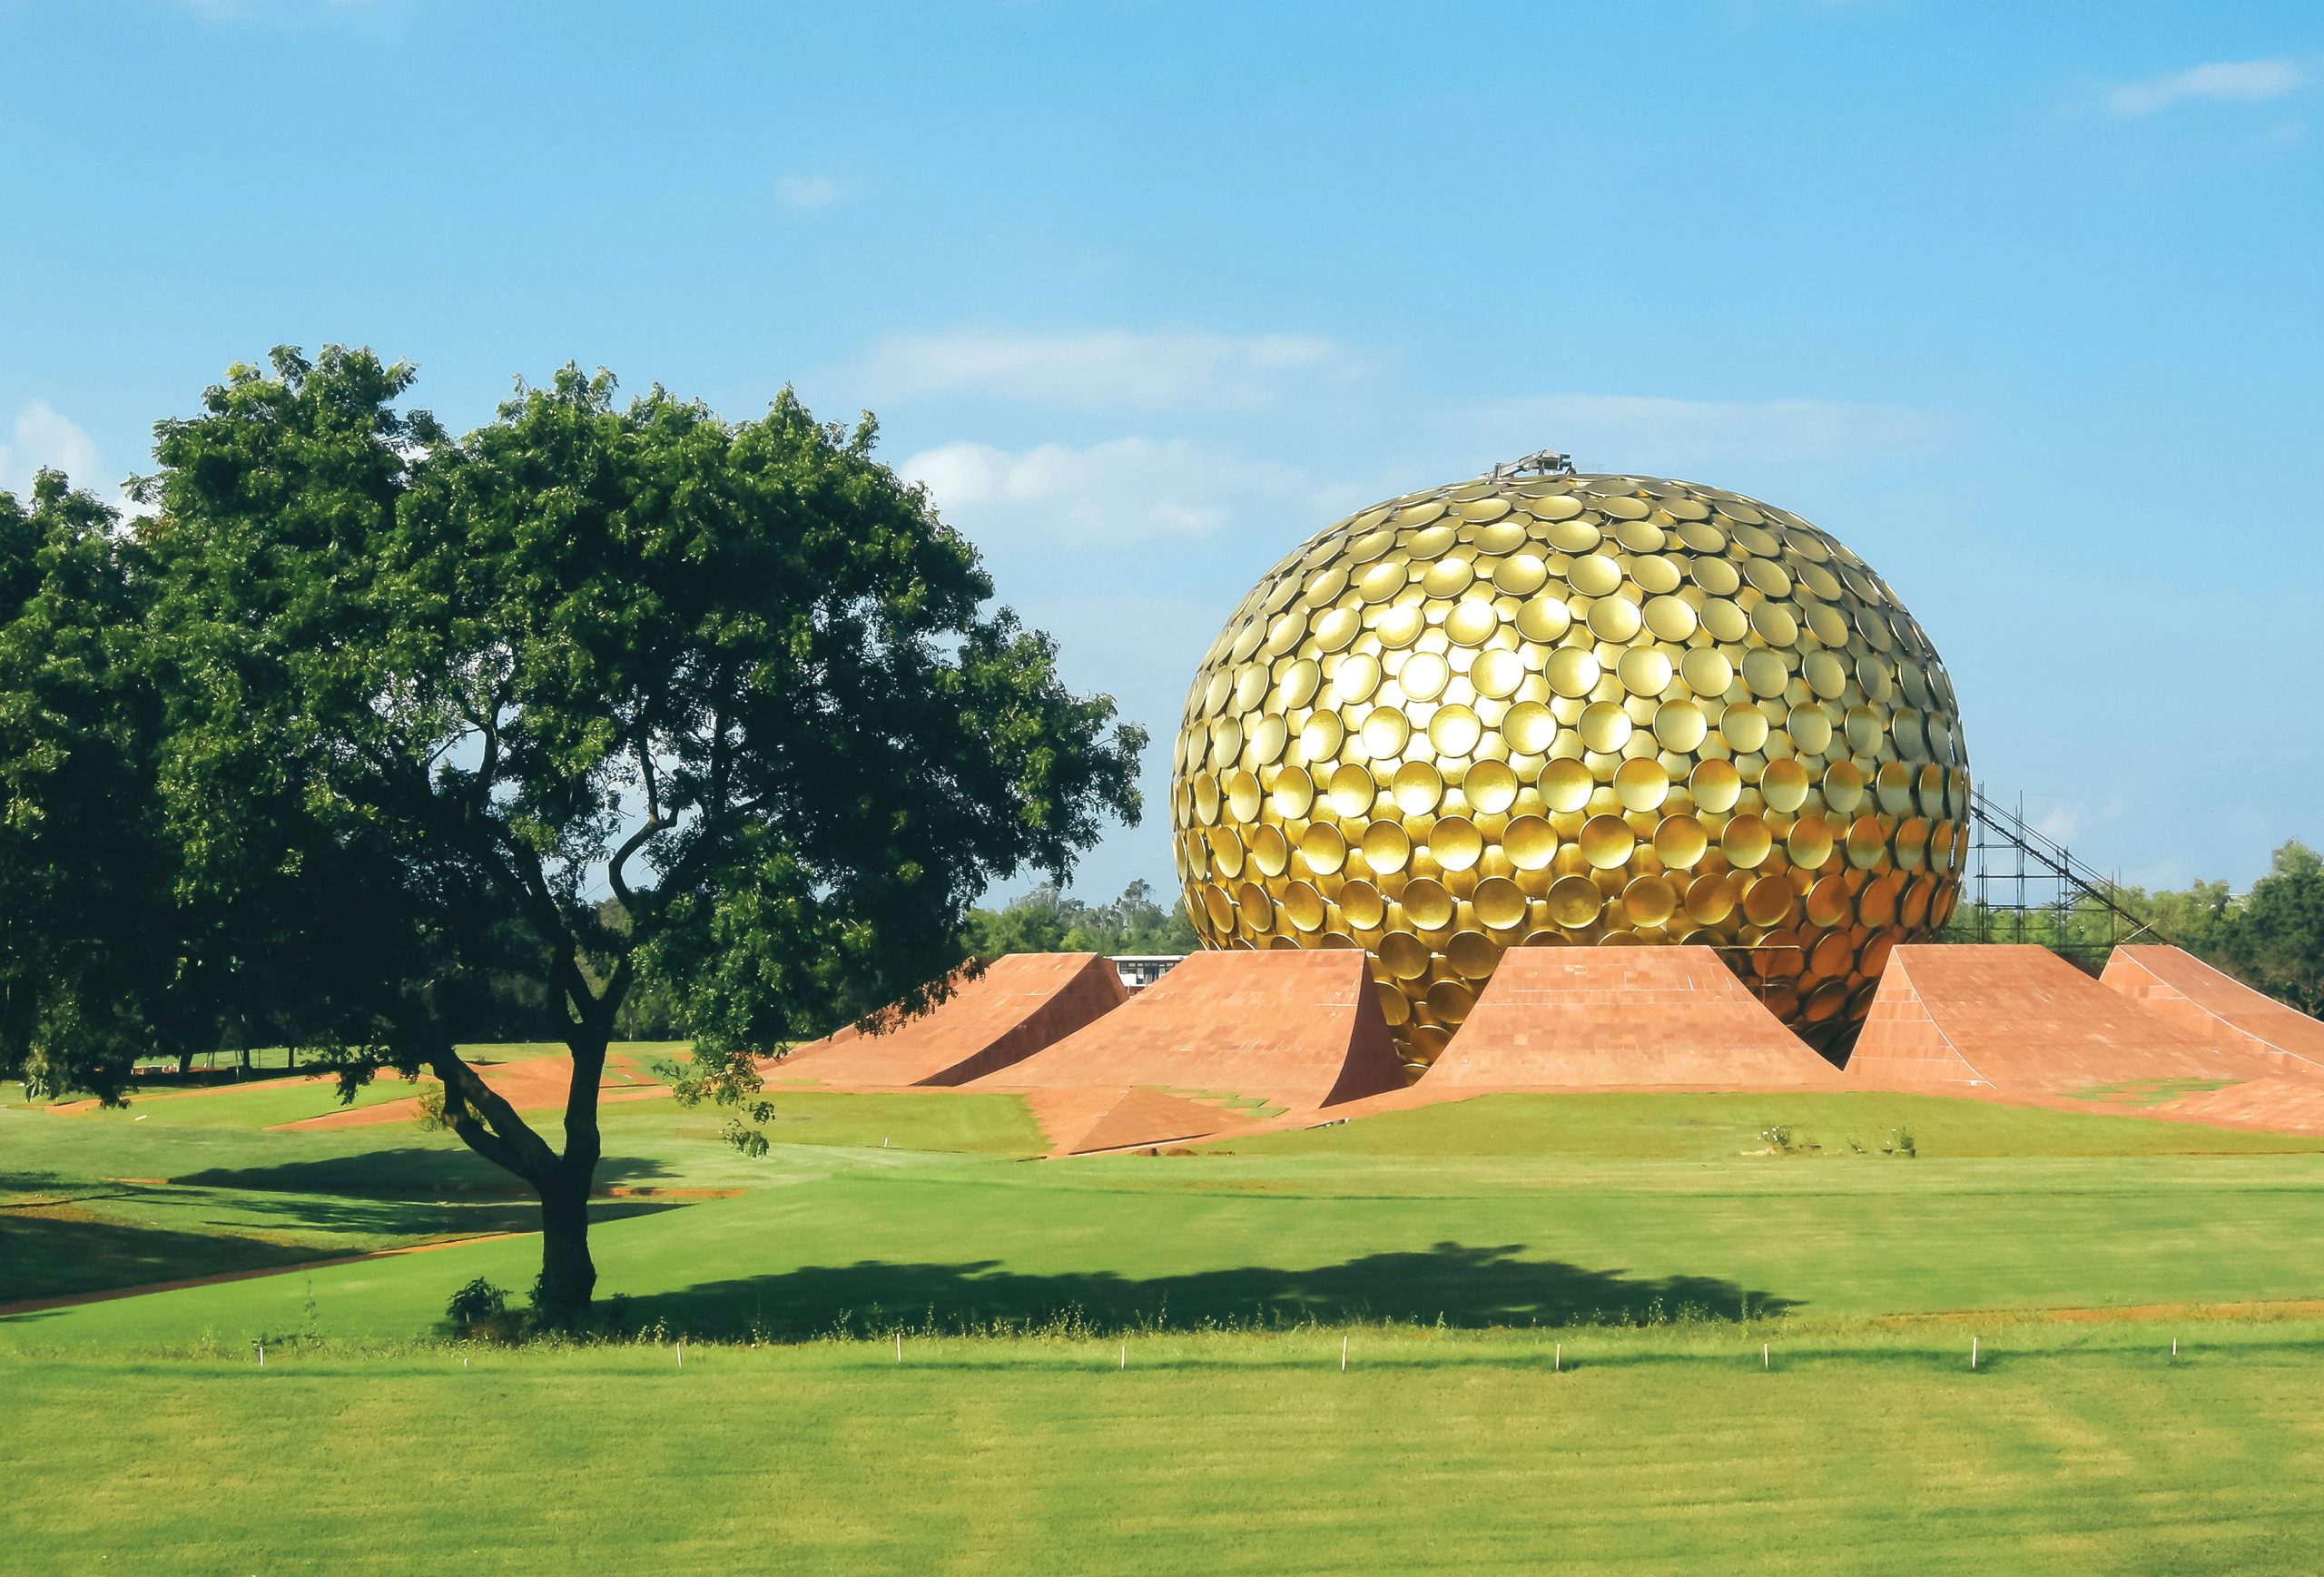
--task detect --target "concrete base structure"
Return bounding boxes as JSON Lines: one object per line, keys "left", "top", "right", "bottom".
{"left": 1423, "top": 947, "right": 1846, "bottom": 1090}
{"left": 1845, "top": 944, "right": 2271, "bottom": 1092}
{"left": 2101, "top": 944, "right": 2324, "bottom": 1075}
{"left": 970, "top": 949, "right": 1408, "bottom": 1153}
{"left": 774, "top": 952, "right": 1128, "bottom": 1089}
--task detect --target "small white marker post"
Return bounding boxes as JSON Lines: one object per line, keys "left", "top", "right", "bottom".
{"left": 1341, "top": 1334, "right": 1348, "bottom": 1373}
{"left": 677, "top": 1341, "right": 684, "bottom": 1369}
{"left": 1119, "top": 1343, "right": 1126, "bottom": 1371}
{"left": 1554, "top": 1343, "right": 1561, "bottom": 1374}
{"left": 895, "top": 1331, "right": 902, "bottom": 1364}
{"left": 2172, "top": 1337, "right": 2179, "bottom": 1358}
{"left": 1972, "top": 1336, "right": 1979, "bottom": 1370}
{"left": 1763, "top": 1343, "right": 1769, "bottom": 1370}
{"left": 256, "top": 1344, "right": 264, "bottom": 1368}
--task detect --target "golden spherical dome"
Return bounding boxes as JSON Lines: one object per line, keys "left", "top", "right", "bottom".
{"left": 1169, "top": 463, "right": 1971, "bottom": 1074}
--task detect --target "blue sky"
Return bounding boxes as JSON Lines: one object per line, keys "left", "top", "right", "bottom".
{"left": 3, "top": 0, "right": 2319, "bottom": 901}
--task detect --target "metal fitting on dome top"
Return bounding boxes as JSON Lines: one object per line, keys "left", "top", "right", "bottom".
{"left": 1488, "top": 448, "right": 1578, "bottom": 479}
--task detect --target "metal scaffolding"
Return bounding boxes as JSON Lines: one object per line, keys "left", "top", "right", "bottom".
{"left": 1953, "top": 786, "right": 2171, "bottom": 974}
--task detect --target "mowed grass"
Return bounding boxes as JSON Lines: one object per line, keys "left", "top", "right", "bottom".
{"left": 7, "top": 1321, "right": 2324, "bottom": 1574}
{"left": 12, "top": 1087, "right": 2324, "bottom": 1571}
{"left": 1, "top": 1067, "right": 1043, "bottom": 1305}
{"left": 11, "top": 1091, "right": 2324, "bottom": 1345}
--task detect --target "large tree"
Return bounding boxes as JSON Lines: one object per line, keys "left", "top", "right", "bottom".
{"left": 141, "top": 347, "right": 1143, "bottom": 1317}
{"left": 0, "top": 472, "right": 177, "bottom": 1101}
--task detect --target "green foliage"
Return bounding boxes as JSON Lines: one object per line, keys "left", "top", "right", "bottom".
{"left": 960, "top": 878, "right": 1196, "bottom": 959}
{"left": 2231, "top": 843, "right": 2324, "bottom": 1015}
{"left": 123, "top": 345, "right": 1142, "bottom": 1313}
{"left": 445, "top": 1276, "right": 509, "bottom": 1326}
{"left": 0, "top": 472, "right": 183, "bottom": 1103}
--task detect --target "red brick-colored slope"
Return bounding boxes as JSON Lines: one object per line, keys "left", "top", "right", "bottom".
{"left": 272, "top": 1055, "right": 669, "bottom": 1131}
{"left": 773, "top": 953, "right": 1129, "bottom": 1089}
{"left": 1423, "top": 946, "right": 1844, "bottom": 1089}
{"left": 2101, "top": 945, "right": 2324, "bottom": 1075}
{"left": 972, "top": 949, "right": 1407, "bottom": 1114}
{"left": 1846, "top": 944, "right": 2266, "bottom": 1092}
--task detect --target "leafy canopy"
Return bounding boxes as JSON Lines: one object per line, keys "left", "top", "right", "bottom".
{"left": 137, "top": 346, "right": 1144, "bottom": 1311}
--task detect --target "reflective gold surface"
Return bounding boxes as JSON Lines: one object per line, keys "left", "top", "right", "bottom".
{"left": 1171, "top": 469, "right": 1971, "bottom": 1072}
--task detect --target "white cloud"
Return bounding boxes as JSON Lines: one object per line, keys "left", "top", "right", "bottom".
{"left": 901, "top": 437, "right": 1334, "bottom": 547}
{"left": 0, "top": 402, "right": 103, "bottom": 498}
{"left": 854, "top": 328, "right": 1349, "bottom": 411}
{"left": 776, "top": 174, "right": 848, "bottom": 211}
{"left": 2109, "top": 60, "right": 2304, "bottom": 116}
{"left": 1458, "top": 393, "right": 1947, "bottom": 476}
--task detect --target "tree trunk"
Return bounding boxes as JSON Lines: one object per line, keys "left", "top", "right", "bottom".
{"left": 536, "top": 1176, "right": 596, "bottom": 1322}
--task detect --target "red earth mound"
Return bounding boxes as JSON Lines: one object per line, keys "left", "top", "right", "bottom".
{"left": 271, "top": 1053, "right": 667, "bottom": 1131}
{"left": 1423, "top": 946, "right": 1845, "bottom": 1089}
{"left": 772, "top": 952, "right": 1128, "bottom": 1089}
{"left": 1845, "top": 944, "right": 2271, "bottom": 1092}
{"left": 2101, "top": 944, "right": 2324, "bottom": 1075}
{"left": 974, "top": 949, "right": 1407, "bottom": 1153}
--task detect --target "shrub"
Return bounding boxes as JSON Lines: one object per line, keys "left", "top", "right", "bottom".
{"left": 446, "top": 1277, "right": 510, "bottom": 1327}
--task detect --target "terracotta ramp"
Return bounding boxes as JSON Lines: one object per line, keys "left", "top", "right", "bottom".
{"left": 774, "top": 952, "right": 1128, "bottom": 1089}
{"left": 973, "top": 949, "right": 1407, "bottom": 1151}
{"left": 2101, "top": 945, "right": 2324, "bottom": 1075}
{"left": 1846, "top": 944, "right": 2265, "bottom": 1092}
{"left": 1424, "top": 946, "right": 1845, "bottom": 1089}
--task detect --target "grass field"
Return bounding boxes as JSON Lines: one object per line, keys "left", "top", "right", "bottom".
{"left": 9, "top": 1065, "right": 2324, "bottom": 1570}
{"left": 7, "top": 1322, "right": 2324, "bottom": 1573}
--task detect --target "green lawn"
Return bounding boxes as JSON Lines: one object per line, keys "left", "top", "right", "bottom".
{"left": 10, "top": 1091, "right": 2324, "bottom": 1344}
{"left": 10, "top": 1085, "right": 2324, "bottom": 1570}
{"left": 6, "top": 1322, "right": 2324, "bottom": 1573}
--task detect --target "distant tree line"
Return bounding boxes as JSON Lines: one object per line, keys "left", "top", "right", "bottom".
{"left": 960, "top": 879, "right": 1197, "bottom": 959}
{"left": 1946, "top": 839, "right": 2324, "bottom": 1014}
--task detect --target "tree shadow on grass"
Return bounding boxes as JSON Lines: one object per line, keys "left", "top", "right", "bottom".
{"left": 0, "top": 1210, "right": 328, "bottom": 1305}
{"left": 627, "top": 1241, "right": 1795, "bottom": 1340}
{"left": 167, "top": 1147, "right": 682, "bottom": 1200}
{"left": 0, "top": 1192, "right": 684, "bottom": 1308}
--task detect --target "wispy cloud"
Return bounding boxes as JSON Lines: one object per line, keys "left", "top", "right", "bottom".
{"left": 854, "top": 328, "right": 1351, "bottom": 411}
{"left": 901, "top": 437, "right": 1342, "bottom": 547}
{"left": 776, "top": 174, "right": 849, "bottom": 211}
{"left": 0, "top": 401, "right": 102, "bottom": 498}
{"left": 2109, "top": 59, "right": 2304, "bottom": 116}
{"left": 1457, "top": 393, "right": 1948, "bottom": 476}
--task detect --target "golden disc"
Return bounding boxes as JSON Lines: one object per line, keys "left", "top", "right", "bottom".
{"left": 1504, "top": 814, "right": 1559, "bottom": 871}
{"left": 1654, "top": 813, "right": 1709, "bottom": 869}
{"left": 1462, "top": 758, "right": 1521, "bottom": 814}
{"left": 1579, "top": 813, "right": 1637, "bottom": 869}
{"left": 1472, "top": 875, "right": 1529, "bottom": 930}
{"left": 1429, "top": 815, "right": 1485, "bottom": 872}
{"left": 1546, "top": 873, "right": 1605, "bottom": 927}
{"left": 1402, "top": 877, "right": 1456, "bottom": 931}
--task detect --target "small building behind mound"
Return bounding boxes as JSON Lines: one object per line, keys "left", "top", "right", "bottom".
{"left": 774, "top": 952, "right": 1128, "bottom": 1089}
{"left": 1423, "top": 946, "right": 1845, "bottom": 1090}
